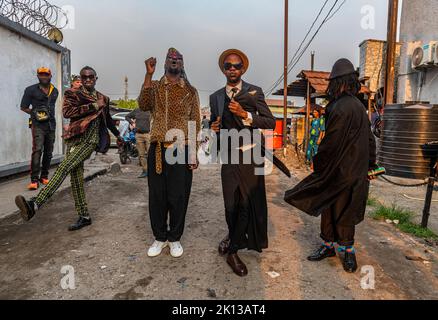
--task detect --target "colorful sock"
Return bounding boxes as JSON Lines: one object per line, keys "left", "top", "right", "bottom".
{"left": 323, "top": 241, "right": 334, "bottom": 249}
{"left": 346, "top": 246, "right": 356, "bottom": 253}
{"left": 338, "top": 246, "right": 356, "bottom": 253}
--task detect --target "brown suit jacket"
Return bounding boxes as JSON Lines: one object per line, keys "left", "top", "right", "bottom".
{"left": 62, "top": 88, "right": 119, "bottom": 153}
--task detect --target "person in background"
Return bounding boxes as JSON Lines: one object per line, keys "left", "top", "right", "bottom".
{"left": 202, "top": 115, "right": 210, "bottom": 129}
{"left": 20, "top": 67, "right": 59, "bottom": 190}
{"left": 71, "top": 75, "right": 82, "bottom": 90}
{"left": 62, "top": 75, "right": 82, "bottom": 135}
{"left": 126, "top": 108, "right": 151, "bottom": 178}
{"left": 306, "top": 108, "right": 325, "bottom": 167}
{"left": 118, "top": 119, "right": 131, "bottom": 141}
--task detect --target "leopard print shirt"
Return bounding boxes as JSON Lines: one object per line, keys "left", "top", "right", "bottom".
{"left": 138, "top": 76, "right": 201, "bottom": 173}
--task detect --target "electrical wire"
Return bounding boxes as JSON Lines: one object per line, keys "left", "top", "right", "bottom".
{"left": 265, "top": 0, "right": 346, "bottom": 97}
{"left": 264, "top": 0, "right": 330, "bottom": 95}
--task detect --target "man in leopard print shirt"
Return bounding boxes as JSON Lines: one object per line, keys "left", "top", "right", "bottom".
{"left": 138, "top": 48, "right": 201, "bottom": 259}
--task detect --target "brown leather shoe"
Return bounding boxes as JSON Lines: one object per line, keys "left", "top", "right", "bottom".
{"left": 218, "top": 236, "right": 231, "bottom": 255}
{"left": 227, "top": 253, "right": 248, "bottom": 277}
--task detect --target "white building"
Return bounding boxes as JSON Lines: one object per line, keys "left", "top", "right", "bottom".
{"left": 397, "top": 0, "right": 438, "bottom": 104}
{"left": 0, "top": 15, "right": 70, "bottom": 178}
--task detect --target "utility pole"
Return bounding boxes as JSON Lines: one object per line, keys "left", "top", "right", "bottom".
{"left": 311, "top": 51, "right": 315, "bottom": 71}
{"left": 282, "top": 0, "right": 289, "bottom": 151}
{"left": 384, "top": 0, "right": 399, "bottom": 107}
{"left": 124, "top": 76, "right": 129, "bottom": 101}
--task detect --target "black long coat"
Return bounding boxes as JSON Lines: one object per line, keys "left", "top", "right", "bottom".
{"left": 284, "top": 94, "right": 376, "bottom": 226}
{"left": 210, "top": 81, "right": 276, "bottom": 252}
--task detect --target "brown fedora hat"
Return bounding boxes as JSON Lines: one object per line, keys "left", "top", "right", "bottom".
{"left": 218, "top": 49, "right": 249, "bottom": 74}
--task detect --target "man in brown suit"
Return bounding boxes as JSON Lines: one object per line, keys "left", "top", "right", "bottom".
{"left": 15, "top": 66, "right": 122, "bottom": 231}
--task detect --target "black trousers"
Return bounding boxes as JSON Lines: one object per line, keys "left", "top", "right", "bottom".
{"left": 320, "top": 203, "right": 355, "bottom": 246}
{"left": 148, "top": 144, "right": 193, "bottom": 242}
{"left": 221, "top": 163, "right": 269, "bottom": 254}
{"left": 224, "top": 187, "right": 250, "bottom": 254}
{"left": 31, "top": 125, "right": 56, "bottom": 182}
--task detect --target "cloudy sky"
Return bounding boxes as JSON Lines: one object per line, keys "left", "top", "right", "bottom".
{"left": 51, "top": 0, "right": 393, "bottom": 106}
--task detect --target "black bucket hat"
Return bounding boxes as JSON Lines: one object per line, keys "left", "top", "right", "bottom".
{"left": 329, "top": 58, "right": 358, "bottom": 80}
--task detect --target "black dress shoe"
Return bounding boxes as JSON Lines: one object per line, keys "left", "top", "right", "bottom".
{"left": 307, "top": 245, "right": 336, "bottom": 261}
{"left": 15, "top": 196, "right": 36, "bottom": 222}
{"left": 68, "top": 216, "right": 92, "bottom": 231}
{"left": 342, "top": 251, "right": 358, "bottom": 273}
{"left": 227, "top": 253, "right": 248, "bottom": 277}
{"left": 218, "top": 236, "right": 231, "bottom": 256}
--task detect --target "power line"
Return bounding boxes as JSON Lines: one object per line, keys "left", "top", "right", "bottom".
{"left": 264, "top": 0, "right": 330, "bottom": 95}
{"left": 286, "top": 0, "right": 345, "bottom": 77}
{"left": 265, "top": 0, "right": 340, "bottom": 96}
{"left": 269, "top": 0, "right": 342, "bottom": 95}
{"left": 290, "top": 0, "right": 330, "bottom": 65}
{"left": 265, "top": 0, "right": 345, "bottom": 97}
{"left": 285, "top": 1, "right": 341, "bottom": 75}
{"left": 326, "top": 0, "right": 346, "bottom": 22}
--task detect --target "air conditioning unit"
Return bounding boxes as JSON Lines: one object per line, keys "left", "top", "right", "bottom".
{"left": 411, "top": 41, "right": 438, "bottom": 69}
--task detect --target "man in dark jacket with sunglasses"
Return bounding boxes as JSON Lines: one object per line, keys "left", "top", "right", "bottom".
{"left": 210, "top": 49, "right": 276, "bottom": 277}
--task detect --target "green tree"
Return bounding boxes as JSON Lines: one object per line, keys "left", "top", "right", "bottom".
{"left": 113, "top": 99, "right": 139, "bottom": 110}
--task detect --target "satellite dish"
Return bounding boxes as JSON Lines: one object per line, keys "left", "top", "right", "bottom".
{"left": 47, "top": 28, "right": 64, "bottom": 44}
{"left": 412, "top": 47, "right": 424, "bottom": 68}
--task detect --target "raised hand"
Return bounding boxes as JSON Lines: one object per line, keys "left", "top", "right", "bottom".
{"left": 145, "top": 57, "right": 157, "bottom": 75}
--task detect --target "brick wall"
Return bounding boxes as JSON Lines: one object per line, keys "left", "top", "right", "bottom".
{"left": 359, "top": 39, "right": 401, "bottom": 99}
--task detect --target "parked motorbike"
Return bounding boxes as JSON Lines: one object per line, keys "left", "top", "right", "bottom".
{"left": 119, "top": 131, "right": 138, "bottom": 164}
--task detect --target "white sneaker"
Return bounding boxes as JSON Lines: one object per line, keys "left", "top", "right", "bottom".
{"left": 147, "top": 240, "right": 168, "bottom": 257}
{"left": 169, "top": 241, "right": 184, "bottom": 258}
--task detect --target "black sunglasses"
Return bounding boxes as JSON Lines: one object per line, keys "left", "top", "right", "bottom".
{"left": 224, "top": 62, "right": 244, "bottom": 71}
{"left": 81, "top": 74, "right": 96, "bottom": 80}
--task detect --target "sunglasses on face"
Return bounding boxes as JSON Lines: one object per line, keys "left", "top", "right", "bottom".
{"left": 224, "top": 62, "right": 244, "bottom": 71}
{"left": 167, "top": 54, "right": 183, "bottom": 60}
{"left": 81, "top": 75, "right": 96, "bottom": 80}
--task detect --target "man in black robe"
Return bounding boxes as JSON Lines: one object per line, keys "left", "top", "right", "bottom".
{"left": 284, "top": 58, "right": 377, "bottom": 273}
{"left": 210, "top": 49, "right": 276, "bottom": 277}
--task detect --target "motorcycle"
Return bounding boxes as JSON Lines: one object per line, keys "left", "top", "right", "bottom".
{"left": 119, "top": 131, "right": 139, "bottom": 164}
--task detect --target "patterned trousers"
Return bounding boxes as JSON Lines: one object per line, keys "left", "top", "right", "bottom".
{"left": 35, "top": 121, "right": 99, "bottom": 217}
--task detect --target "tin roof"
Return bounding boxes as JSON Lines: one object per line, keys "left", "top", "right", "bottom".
{"left": 294, "top": 103, "right": 324, "bottom": 115}
{"left": 273, "top": 70, "right": 371, "bottom": 98}
{"left": 265, "top": 99, "right": 294, "bottom": 107}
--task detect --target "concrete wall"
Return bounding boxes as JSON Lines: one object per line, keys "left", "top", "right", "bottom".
{"left": 398, "top": 0, "right": 438, "bottom": 103}
{"left": 0, "top": 16, "right": 70, "bottom": 177}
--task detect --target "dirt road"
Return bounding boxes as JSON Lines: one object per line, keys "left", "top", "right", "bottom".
{"left": 0, "top": 153, "right": 437, "bottom": 300}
